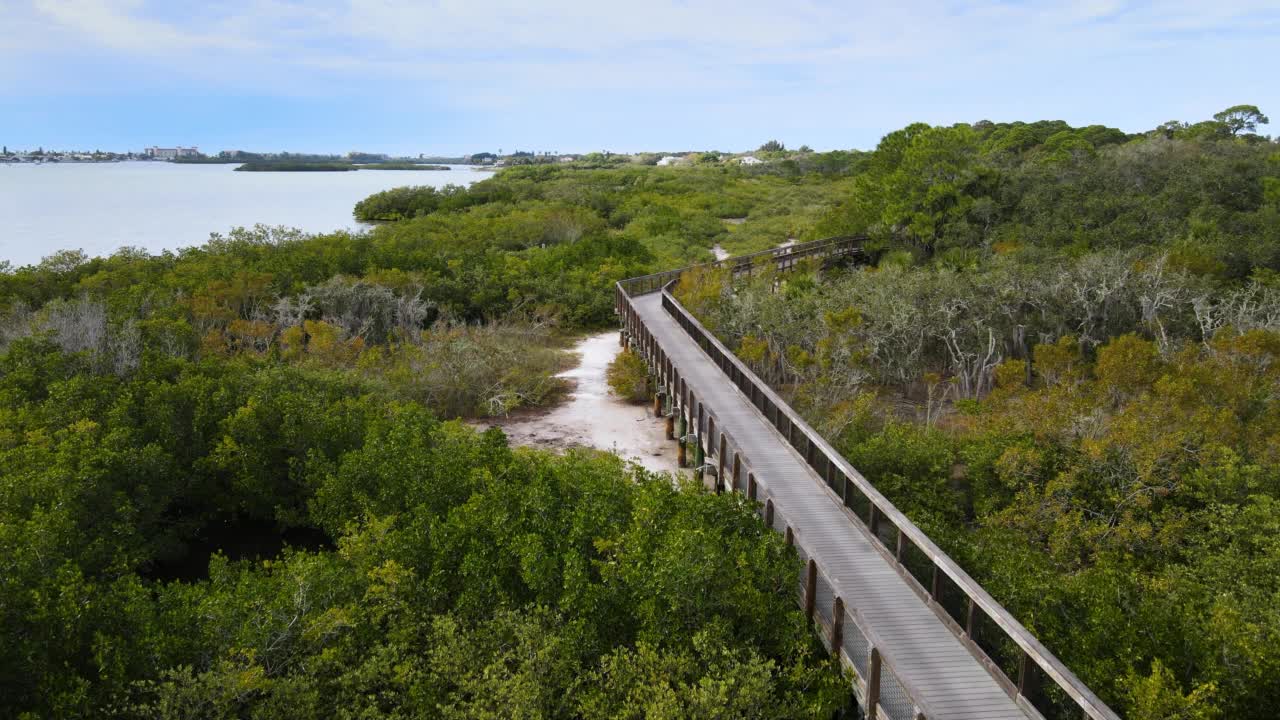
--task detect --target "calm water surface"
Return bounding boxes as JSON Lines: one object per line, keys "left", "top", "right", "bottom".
{"left": 0, "top": 162, "right": 488, "bottom": 267}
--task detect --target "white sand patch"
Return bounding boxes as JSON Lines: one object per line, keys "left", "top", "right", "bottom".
{"left": 478, "top": 332, "right": 681, "bottom": 476}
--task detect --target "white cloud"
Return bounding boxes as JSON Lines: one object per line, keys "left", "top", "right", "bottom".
{"left": 30, "top": 0, "right": 260, "bottom": 51}
{"left": 16, "top": 0, "right": 1280, "bottom": 81}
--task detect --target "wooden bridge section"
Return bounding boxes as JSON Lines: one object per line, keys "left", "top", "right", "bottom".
{"left": 615, "top": 238, "right": 1120, "bottom": 720}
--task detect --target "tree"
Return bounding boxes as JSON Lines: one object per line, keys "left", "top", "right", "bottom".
{"left": 1213, "top": 104, "right": 1269, "bottom": 136}
{"left": 758, "top": 140, "right": 785, "bottom": 152}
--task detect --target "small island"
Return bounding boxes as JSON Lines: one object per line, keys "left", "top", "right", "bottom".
{"left": 235, "top": 161, "right": 358, "bottom": 172}
{"left": 358, "top": 162, "right": 450, "bottom": 170}
{"left": 234, "top": 161, "right": 450, "bottom": 172}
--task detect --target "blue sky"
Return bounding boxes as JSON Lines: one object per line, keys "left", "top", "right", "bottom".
{"left": 2, "top": 0, "right": 1278, "bottom": 155}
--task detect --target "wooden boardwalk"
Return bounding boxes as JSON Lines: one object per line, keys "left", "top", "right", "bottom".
{"left": 629, "top": 291, "right": 1027, "bottom": 720}
{"left": 616, "top": 238, "right": 1119, "bottom": 720}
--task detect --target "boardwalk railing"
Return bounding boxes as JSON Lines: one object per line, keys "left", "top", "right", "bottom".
{"left": 615, "top": 238, "right": 1121, "bottom": 720}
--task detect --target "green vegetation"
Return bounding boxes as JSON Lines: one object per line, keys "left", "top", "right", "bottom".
{"left": 350, "top": 160, "right": 865, "bottom": 265}
{"left": 0, "top": 175, "right": 845, "bottom": 715}
{"left": 236, "top": 161, "right": 358, "bottom": 171}
{"left": 0, "top": 136, "right": 880, "bottom": 718}
{"left": 171, "top": 156, "right": 244, "bottom": 164}
{"left": 239, "top": 161, "right": 450, "bottom": 172}
{"left": 353, "top": 184, "right": 480, "bottom": 221}
{"left": 606, "top": 347, "right": 650, "bottom": 403}
{"left": 2, "top": 104, "right": 1276, "bottom": 719}
{"left": 358, "top": 162, "right": 450, "bottom": 170}
{"left": 0, "top": 367, "right": 843, "bottom": 717}
{"left": 680, "top": 108, "right": 1280, "bottom": 719}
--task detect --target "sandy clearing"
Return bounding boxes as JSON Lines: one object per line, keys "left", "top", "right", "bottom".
{"left": 476, "top": 331, "right": 682, "bottom": 476}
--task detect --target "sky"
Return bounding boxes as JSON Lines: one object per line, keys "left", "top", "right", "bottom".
{"left": 2, "top": 0, "right": 1278, "bottom": 156}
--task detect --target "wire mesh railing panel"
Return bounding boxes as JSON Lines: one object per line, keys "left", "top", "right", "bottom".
{"left": 935, "top": 570, "right": 969, "bottom": 629}
{"left": 878, "top": 665, "right": 916, "bottom": 720}
{"left": 972, "top": 606, "right": 1022, "bottom": 682}
{"left": 795, "top": 543, "right": 811, "bottom": 602}
{"left": 874, "top": 519, "right": 898, "bottom": 554}
{"left": 814, "top": 570, "right": 835, "bottom": 627}
{"left": 899, "top": 536, "right": 934, "bottom": 592}
{"left": 843, "top": 481, "right": 872, "bottom": 526}
{"left": 841, "top": 610, "right": 870, "bottom": 678}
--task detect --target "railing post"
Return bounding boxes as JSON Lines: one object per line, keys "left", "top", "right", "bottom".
{"left": 965, "top": 596, "right": 977, "bottom": 638}
{"left": 867, "top": 647, "right": 882, "bottom": 720}
{"left": 831, "top": 597, "right": 844, "bottom": 653}
{"left": 805, "top": 559, "right": 817, "bottom": 620}
{"left": 717, "top": 435, "right": 727, "bottom": 493}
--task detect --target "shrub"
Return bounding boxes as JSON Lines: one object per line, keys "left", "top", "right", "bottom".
{"left": 606, "top": 348, "right": 649, "bottom": 403}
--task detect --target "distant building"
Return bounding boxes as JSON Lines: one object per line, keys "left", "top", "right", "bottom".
{"left": 559, "top": 155, "right": 575, "bottom": 163}
{"left": 145, "top": 146, "right": 200, "bottom": 159}
{"left": 656, "top": 155, "right": 682, "bottom": 166}
{"left": 739, "top": 155, "right": 762, "bottom": 165}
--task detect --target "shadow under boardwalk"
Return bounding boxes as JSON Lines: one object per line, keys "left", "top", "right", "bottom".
{"left": 630, "top": 292, "right": 1027, "bottom": 720}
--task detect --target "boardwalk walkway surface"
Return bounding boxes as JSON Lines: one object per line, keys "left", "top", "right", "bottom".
{"left": 630, "top": 291, "right": 1026, "bottom": 720}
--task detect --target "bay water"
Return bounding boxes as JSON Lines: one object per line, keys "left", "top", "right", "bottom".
{"left": 0, "top": 162, "right": 486, "bottom": 267}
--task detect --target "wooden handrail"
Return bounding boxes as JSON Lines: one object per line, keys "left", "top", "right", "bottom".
{"left": 612, "top": 244, "right": 1121, "bottom": 720}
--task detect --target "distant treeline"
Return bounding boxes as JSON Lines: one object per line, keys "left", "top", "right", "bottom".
{"left": 235, "top": 161, "right": 357, "bottom": 172}
{"left": 232, "top": 161, "right": 450, "bottom": 172}
{"left": 358, "top": 162, "right": 449, "bottom": 170}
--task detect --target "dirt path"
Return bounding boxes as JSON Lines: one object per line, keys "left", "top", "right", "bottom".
{"left": 477, "top": 332, "right": 681, "bottom": 475}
